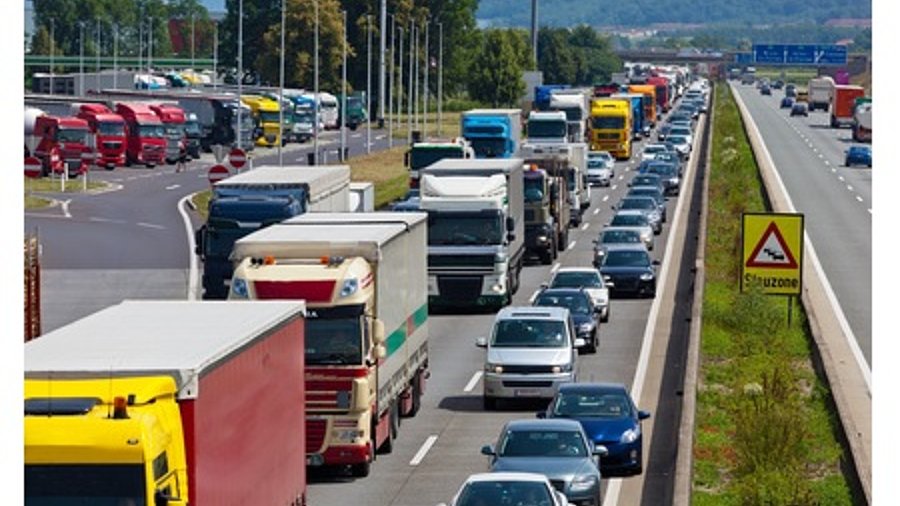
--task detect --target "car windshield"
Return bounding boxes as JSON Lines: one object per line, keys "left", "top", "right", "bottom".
{"left": 611, "top": 214, "right": 647, "bottom": 227}
{"left": 643, "top": 146, "right": 665, "bottom": 154}
{"left": 587, "top": 159, "right": 608, "bottom": 170}
{"left": 669, "top": 136, "right": 688, "bottom": 145}
{"left": 491, "top": 319, "right": 568, "bottom": 348}
{"left": 551, "top": 271, "right": 602, "bottom": 288}
{"left": 551, "top": 391, "right": 632, "bottom": 418}
{"left": 670, "top": 128, "right": 691, "bottom": 136}
{"left": 601, "top": 230, "right": 641, "bottom": 244}
{"left": 646, "top": 165, "right": 675, "bottom": 177}
{"left": 620, "top": 198, "right": 655, "bottom": 211}
{"left": 633, "top": 176, "right": 661, "bottom": 186}
{"left": 456, "top": 481, "right": 553, "bottom": 506}
{"left": 524, "top": 176, "right": 545, "bottom": 202}
{"left": 535, "top": 292, "right": 592, "bottom": 315}
{"left": 498, "top": 429, "right": 588, "bottom": 458}
{"left": 590, "top": 152, "right": 612, "bottom": 162}
{"left": 603, "top": 249, "right": 651, "bottom": 267}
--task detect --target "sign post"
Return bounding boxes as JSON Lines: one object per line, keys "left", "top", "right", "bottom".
{"left": 741, "top": 213, "right": 804, "bottom": 323}
{"left": 80, "top": 151, "right": 94, "bottom": 191}
{"left": 212, "top": 144, "right": 227, "bottom": 164}
{"left": 229, "top": 147, "right": 247, "bottom": 172}
{"left": 207, "top": 164, "right": 231, "bottom": 186}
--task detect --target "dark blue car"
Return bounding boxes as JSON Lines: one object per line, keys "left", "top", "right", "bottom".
{"left": 541, "top": 383, "right": 651, "bottom": 476}
{"left": 597, "top": 243, "right": 659, "bottom": 298}
{"left": 845, "top": 145, "right": 872, "bottom": 168}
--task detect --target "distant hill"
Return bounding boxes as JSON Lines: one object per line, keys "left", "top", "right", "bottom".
{"left": 476, "top": 0, "right": 871, "bottom": 28}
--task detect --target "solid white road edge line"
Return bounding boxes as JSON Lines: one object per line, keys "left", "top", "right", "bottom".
{"left": 529, "top": 290, "right": 540, "bottom": 304}
{"left": 409, "top": 435, "right": 439, "bottom": 466}
{"left": 178, "top": 194, "right": 199, "bottom": 301}
{"left": 463, "top": 371, "right": 483, "bottom": 393}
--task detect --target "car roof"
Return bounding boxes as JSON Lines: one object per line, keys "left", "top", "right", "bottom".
{"left": 602, "top": 242, "right": 650, "bottom": 253}
{"left": 602, "top": 227, "right": 642, "bottom": 236}
{"left": 615, "top": 209, "right": 646, "bottom": 217}
{"left": 465, "top": 472, "right": 550, "bottom": 484}
{"left": 629, "top": 185, "right": 663, "bottom": 194}
{"left": 503, "top": 418, "right": 586, "bottom": 431}
{"left": 556, "top": 266, "right": 600, "bottom": 274}
{"left": 558, "top": 382, "right": 629, "bottom": 395}
{"left": 496, "top": 305, "right": 570, "bottom": 321}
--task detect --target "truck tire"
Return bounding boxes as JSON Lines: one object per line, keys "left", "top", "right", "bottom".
{"left": 379, "top": 402, "right": 400, "bottom": 455}
{"left": 558, "top": 228, "right": 568, "bottom": 252}
{"left": 407, "top": 375, "right": 422, "bottom": 417}
{"left": 350, "top": 460, "right": 371, "bottom": 478}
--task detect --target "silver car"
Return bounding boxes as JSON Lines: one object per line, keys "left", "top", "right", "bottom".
{"left": 482, "top": 419, "right": 607, "bottom": 506}
{"left": 607, "top": 210, "right": 654, "bottom": 250}
{"left": 586, "top": 152, "right": 614, "bottom": 187}
{"left": 667, "top": 134, "right": 692, "bottom": 159}
{"left": 477, "top": 306, "right": 581, "bottom": 410}
{"left": 615, "top": 196, "right": 662, "bottom": 234}
{"left": 546, "top": 267, "right": 611, "bottom": 322}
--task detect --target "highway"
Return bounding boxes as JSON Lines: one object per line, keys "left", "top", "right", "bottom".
{"left": 730, "top": 83, "right": 872, "bottom": 366}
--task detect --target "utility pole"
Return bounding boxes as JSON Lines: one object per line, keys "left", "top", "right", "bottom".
{"left": 213, "top": 22, "right": 218, "bottom": 91}
{"left": 237, "top": 0, "right": 243, "bottom": 149}
{"left": 48, "top": 20, "right": 54, "bottom": 95}
{"left": 79, "top": 22, "right": 84, "bottom": 95}
{"left": 438, "top": 22, "right": 442, "bottom": 136}
{"left": 366, "top": 14, "right": 372, "bottom": 154}
{"left": 388, "top": 15, "right": 395, "bottom": 148}
{"left": 397, "top": 24, "right": 403, "bottom": 149}
{"left": 148, "top": 17, "right": 153, "bottom": 77}
{"left": 423, "top": 19, "right": 429, "bottom": 137}
{"left": 96, "top": 19, "right": 101, "bottom": 73}
{"left": 340, "top": 10, "right": 347, "bottom": 161}
{"left": 313, "top": 0, "right": 319, "bottom": 165}
{"left": 407, "top": 20, "right": 413, "bottom": 145}
{"left": 138, "top": 8, "right": 143, "bottom": 74}
{"left": 191, "top": 13, "right": 196, "bottom": 69}
{"left": 278, "top": 0, "right": 285, "bottom": 166}
{"left": 378, "top": 0, "right": 386, "bottom": 128}
{"left": 531, "top": 0, "right": 538, "bottom": 69}
{"left": 113, "top": 23, "right": 118, "bottom": 89}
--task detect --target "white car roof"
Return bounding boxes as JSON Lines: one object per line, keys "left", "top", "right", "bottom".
{"left": 464, "top": 472, "right": 550, "bottom": 484}
{"left": 556, "top": 267, "right": 600, "bottom": 274}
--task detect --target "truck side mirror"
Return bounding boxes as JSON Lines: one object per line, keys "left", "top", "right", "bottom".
{"left": 373, "top": 319, "right": 386, "bottom": 344}
{"left": 506, "top": 217, "right": 515, "bottom": 232}
{"left": 404, "top": 151, "right": 410, "bottom": 167}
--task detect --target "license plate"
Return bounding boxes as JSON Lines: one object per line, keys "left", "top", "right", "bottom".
{"left": 514, "top": 389, "right": 541, "bottom": 397}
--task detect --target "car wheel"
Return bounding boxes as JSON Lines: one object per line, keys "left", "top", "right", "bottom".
{"left": 586, "top": 331, "right": 598, "bottom": 354}
{"left": 483, "top": 396, "right": 497, "bottom": 410}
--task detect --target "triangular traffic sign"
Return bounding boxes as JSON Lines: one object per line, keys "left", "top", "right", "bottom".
{"left": 746, "top": 221, "right": 798, "bottom": 268}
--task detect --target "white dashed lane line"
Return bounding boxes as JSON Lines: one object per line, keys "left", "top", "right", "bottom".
{"left": 409, "top": 435, "right": 439, "bottom": 466}
{"left": 463, "top": 371, "right": 483, "bottom": 392}
{"left": 581, "top": 223, "right": 590, "bottom": 231}
{"left": 594, "top": 208, "right": 601, "bottom": 215}
{"left": 165, "top": 184, "right": 181, "bottom": 190}
{"left": 137, "top": 222, "right": 166, "bottom": 230}
{"left": 856, "top": 196, "right": 864, "bottom": 203}
{"left": 551, "top": 262, "right": 561, "bottom": 273}
{"left": 567, "top": 241, "right": 576, "bottom": 251}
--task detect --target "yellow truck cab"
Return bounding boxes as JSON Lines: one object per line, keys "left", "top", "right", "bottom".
{"left": 627, "top": 84, "right": 658, "bottom": 127}
{"left": 590, "top": 98, "right": 633, "bottom": 160}
{"left": 241, "top": 94, "right": 282, "bottom": 147}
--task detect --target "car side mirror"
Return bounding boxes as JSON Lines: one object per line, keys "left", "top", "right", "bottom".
{"left": 652, "top": 259, "right": 661, "bottom": 266}
{"left": 638, "top": 410, "right": 651, "bottom": 420}
{"left": 475, "top": 337, "right": 488, "bottom": 348}
{"left": 592, "top": 444, "right": 609, "bottom": 457}
{"left": 480, "top": 444, "right": 495, "bottom": 456}
{"left": 574, "top": 338, "right": 587, "bottom": 348}
{"left": 540, "top": 282, "right": 549, "bottom": 289}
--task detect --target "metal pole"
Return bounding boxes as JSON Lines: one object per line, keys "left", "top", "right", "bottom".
{"left": 407, "top": 20, "right": 412, "bottom": 144}
{"left": 366, "top": 14, "right": 372, "bottom": 154}
{"left": 213, "top": 23, "right": 218, "bottom": 91}
{"left": 148, "top": 17, "right": 153, "bottom": 77}
{"left": 423, "top": 19, "right": 429, "bottom": 137}
{"left": 113, "top": 23, "right": 118, "bottom": 89}
{"left": 388, "top": 15, "right": 394, "bottom": 148}
{"left": 96, "top": 19, "right": 101, "bottom": 73}
{"left": 191, "top": 13, "right": 196, "bottom": 69}
{"left": 313, "top": 0, "right": 319, "bottom": 165}
{"left": 378, "top": 0, "right": 386, "bottom": 127}
{"left": 49, "top": 20, "right": 53, "bottom": 95}
{"left": 438, "top": 22, "right": 442, "bottom": 136}
{"left": 278, "top": 0, "right": 285, "bottom": 166}
{"left": 340, "top": 10, "right": 347, "bottom": 161}
{"left": 79, "top": 22, "right": 84, "bottom": 95}
{"left": 138, "top": 10, "right": 142, "bottom": 74}
{"left": 397, "top": 24, "right": 403, "bottom": 148}
{"left": 531, "top": 0, "right": 538, "bottom": 69}
{"left": 413, "top": 23, "right": 419, "bottom": 133}
{"left": 237, "top": 0, "right": 243, "bottom": 149}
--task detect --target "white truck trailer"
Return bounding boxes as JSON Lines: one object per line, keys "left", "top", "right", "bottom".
{"left": 521, "top": 141, "right": 591, "bottom": 224}
{"left": 549, "top": 88, "right": 591, "bottom": 142}
{"left": 808, "top": 76, "right": 835, "bottom": 112}
{"left": 229, "top": 212, "right": 429, "bottom": 478}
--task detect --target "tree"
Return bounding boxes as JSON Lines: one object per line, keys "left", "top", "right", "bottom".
{"left": 467, "top": 29, "right": 528, "bottom": 107}
{"left": 538, "top": 28, "right": 577, "bottom": 84}
{"left": 220, "top": 0, "right": 282, "bottom": 72}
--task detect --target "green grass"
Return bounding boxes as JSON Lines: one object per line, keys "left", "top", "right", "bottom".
{"left": 24, "top": 177, "right": 110, "bottom": 209}
{"left": 692, "top": 82, "right": 859, "bottom": 506}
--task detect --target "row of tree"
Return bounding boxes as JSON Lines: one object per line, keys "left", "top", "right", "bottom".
{"left": 28, "top": 0, "right": 622, "bottom": 108}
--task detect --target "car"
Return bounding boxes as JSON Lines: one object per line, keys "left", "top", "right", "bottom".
{"left": 785, "top": 83, "right": 797, "bottom": 97}
{"left": 668, "top": 126, "right": 693, "bottom": 146}
{"left": 540, "top": 383, "right": 651, "bottom": 476}
{"left": 615, "top": 196, "right": 662, "bottom": 234}
{"left": 587, "top": 150, "right": 615, "bottom": 176}
{"left": 760, "top": 84, "right": 772, "bottom": 95}
{"left": 481, "top": 419, "right": 606, "bottom": 506}
{"left": 651, "top": 151, "right": 683, "bottom": 175}
{"left": 439, "top": 472, "right": 572, "bottom": 506}
{"left": 534, "top": 288, "right": 600, "bottom": 352}
{"left": 640, "top": 143, "right": 670, "bottom": 162}
{"left": 627, "top": 186, "right": 667, "bottom": 223}
{"left": 607, "top": 210, "right": 654, "bottom": 251}
{"left": 667, "top": 112, "right": 692, "bottom": 125}
{"left": 790, "top": 102, "right": 808, "bottom": 117}
{"left": 667, "top": 119, "right": 693, "bottom": 130}
{"left": 391, "top": 196, "right": 420, "bottom": 211}
{"left": 678, "top": 103, "right": 699, "bottom": 119}
{"left": 780, "top": 96, "right": 794, "bottom": 109}
{"left": 656, "top": 123, "right": 671, "bottom": 141}
{"left": 597, "top": 243, "right": 659, "bottom": 298}
{"left": 546, "top": 267, "right": 611, "bottom": 323}
{"left": 667, "top": 134, "right": 692, "bottom": 159}
{"left": 476, "top": 306, "right": 580, "bottom": 410}
{"left": 772, "top": 80, "right": 785, "bottom": 90}
{"left": 844, "top": 145, "right": 872, "bottom": 167}
{"left": 641, "top": 161, "right": 681, "bottom": 195}
{"left": 586, "top": 155, "right": 613, "bottom": 187}
{"left": 592, "top": 227, "right": 644, "bottom": 268}
{"left": 629, "top": 173, "right": 665, "bottom": 194}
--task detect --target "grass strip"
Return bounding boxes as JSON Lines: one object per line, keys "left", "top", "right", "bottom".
{"left": 692, "top": 82, "right": 859, "bottom": 506}
{"left": 24, "top": 177, "right": 109, "bottom": 209}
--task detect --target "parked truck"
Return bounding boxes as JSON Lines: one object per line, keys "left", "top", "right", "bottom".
{"left": 589, "top": 97, "right": 633, "bottom": 160}
{"left": 33, "top": 115, "right": 93, "bottom": 177}
{"left": 808, "top": 76, "right": 834, "bottom": 112}
{"left": 72, "top": 103, "right": 127, "bottom": 169}
{"left": 852, "top": 99, "right": 872, "bottom": 142}
{"left": 196, "top": 165, "right": 351, "bottom": 299}
{"left": 242, "top": 94, "right": 283, "bottom": 147}
{"left": 523, "top": 163, "right": 570, "bottom": 264}
{"left": 521, "top": 141, "right": 590, "bottom": 224}
{"left": 24, "top": 300, "right": 308, "bottom": 506}
{"left": 419, "top": 158, "right": 525, "bottom": 309}
{"left": 115, "top": 102, "right": 167, "bottom": 167}
{"left": 149, "top": 103, "right": 188, "bottom": 165}
{"left": 829, "top": 85, "right": 865, "bottom": 128}
{"left": 549, "top": 88, "right": 590, "bottom": 142}
{"left": 229, "top": 212, "right": 429, "bottom": 478}
{"left": 405, "top": 137, "right": 476, "bottom": 188}
{"left": 461, "top": 109, "right": 523, "bottom": 159}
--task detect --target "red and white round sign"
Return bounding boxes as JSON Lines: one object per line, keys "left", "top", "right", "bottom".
{"left": 229, "top": 147, "right": 247, "bottom": 169}
{"left": 207, "top": 164, "right": 231, "bottom": 185}
{"left": 24, "top": 156, "right": 42, "bottom": 179}
{"left": 80, "top": 151, "right": 95, "bottom": 173}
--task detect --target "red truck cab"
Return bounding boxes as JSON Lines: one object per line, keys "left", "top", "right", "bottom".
{"left": 830, "top": 85, "right": 866, "bottom": 128}
{"left": 647, "top": 75, "right": 671, "bottom": 113}
{"left": 149, "top": 103, "right": 188, "bottom": 165}
{"left": 114, "top": 102, "right": 167, "bottom": 168}
{"left": 75, "top": 103, "right": 126, "bottom": 170}
{"left": 33, "top": 116, "right": 92, "bottom": 177}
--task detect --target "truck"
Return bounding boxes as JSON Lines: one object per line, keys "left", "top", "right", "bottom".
{"left": 24, "top": 300, "right": 308, "bottom": 506}
{"left": 852, "top": 99, "right": 872, "bottom": 142}
{"left": 521, "top": 141, "right": 590, "bottom": 224}
{"left": 318, "top": 92, "right": 340, "bottom": 129}
{"left": 526, "top": 110, "right": 569, "bottom": 145}
{"left": 523, "top": 163, "right": 570, "bottom": 264}
{"left": 228, "top": 212, "right": 429, "bottom": 478}
{"left": 534, "top": 85, "right": 570, "bottom": 111}
{"left": 549, "top": 88, "right": 590, "bottom": 142}
{"left": 33, "top": 115, "right": 93, "bottom": 177}
{"left": 808, "top": 76, "right": 835, "bottom": 112}
{"left": 646, "top": 75, "right": 671, "bottom": 113}
{"left": 72, "top": 103, "right": 127, "bottom": 169}
{"left": 405, "top": 137, "right": 476, "bottom": 188}
{"left": 593, "top": 83, "right": 622, "bottom": 98}
{"left": 24, "top": 107, "right": 46, "bottom": 158}
{"left": 114, "top": 102, "right": 167, "bottom": 168}
{"left": 196, "top": 165, "right": 351, "bottom": 299}
{"left": 589, "top": 97, "right": 633, "bottom": 160}
{"left": 419, "top": 158, "right": 525, "bottom": 309}
{"left": 627, "top": 84, "right": 658, "bottom": 127}
{"left": 349, "top": 181, "right": 375, "bottom": 212}
{"left": 829, "top": 85, "right": 866, "bottom": 128}
{"left": 340, "top": 91, "right": 368, "bottom": 130}
{"left": 242, "top": 95, "right": 283, "bottom": 147}
{"left": 610, "top": 92, "right": 646, "bottom": 139}
{"left": 461, "top": 109, "right": 523, "bottom": 159}
{"left": 149, "top": 103, "right": 189, "bottom": 165}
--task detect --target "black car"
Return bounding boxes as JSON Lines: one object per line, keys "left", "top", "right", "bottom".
{"left": 598, "top": 244, "right": 659, "bottom": 298}
{"left": 657, "top": 123, "right": 672, "bottom": 141}
{"left": 629, "top": 173, "right": 665, "bottom": 194}
{"left": 790, "top": 102, "right": 809, "bottom": 117}
{"left": 640, "top": 161, "right": 681, "bottom": 195}
{"left": 780, "top": 96, "right": 794, "bottom": 109}
{"left": 533, "top": 288, "right": 600, "bottom": 353}
{"left": 773, "top": 80, "right": 785, "bottom": 90}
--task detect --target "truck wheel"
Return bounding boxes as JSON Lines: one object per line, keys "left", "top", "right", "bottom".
{"left": 379, "top": 402, "right": 400, "bottom": 455}
{"left": 407, "top": 375, "right": 423, "bottom": 417}
{"left": 558, "top": 228, "right": 568, "bottom": 252}
{"left": 350, "top": 461, "right": 371, "bottom": 478}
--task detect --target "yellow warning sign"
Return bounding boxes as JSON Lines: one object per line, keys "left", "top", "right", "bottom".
{"left": 741, "top": 213, "right": 804, "bottom": 295}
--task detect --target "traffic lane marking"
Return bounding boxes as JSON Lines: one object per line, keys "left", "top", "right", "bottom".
{"left": 463, "top": 371, "right": 483, "bottom": 392}
{"left": 567, "top": 241, "right": 576, "bottom": 250}
{"left": 581, "top": 222, "right": 590, "bottom": 231}
{"left": 409, "top": 435, "right": 439, "bottom": 466}
{"left": 137, "top": 222, "right": 166, "bottom": 230}
{"left": 551, "top": 262, "right": 561, "bottom": 273}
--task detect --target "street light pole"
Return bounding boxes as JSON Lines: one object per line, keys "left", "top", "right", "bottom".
{"left": 407, "top": 20, "right": 412, "bottom": 145}
{"left": 278, "top": 0, "right": 285, "bottom": 166}
{"left": 413, "top": 23, "right": 419, "bottom": 133}
{"left": 148, "top": 17, "right": 153, "bottom": 77}
{"left": 340, "top": 9, "right": 347, "bottom": 161}
{"left": 79, "top": 22, "right": 84, "bottom": 95}
{"left": 313, "top": 0, "right": 319, "bottom": 165}
{"left": 138, "top": 9, "right": 143, "bottom": 73}
{"left": 397, "top": 24, "right": 403, "bottom": 149}
{"left": 366, "top": 14, "right": 372, "bottom": 154}
{"left": 96, "top": 19, "right": 101, "bottom": 73}
{"left": 378, "top": 0, "right": 386, "bottom": 128}
{"left": 237, "top": 0, "right": 243, "bottom": 149}
{"left": 213, "top": 22, "right": 218, "bottom": 91}
{"left": 48, "top": 20, "right": 54, "bottom": 95}
{"left": 191, "top": 13, "right": 196, "bottom": 69}
{"left": 113, "top": 23, "right": 118, "bottom": 89}
{"left": 388, "top": 15, "right": 395, "bottom": 148}
{"left": 438, "top": 21, "right": 442, "bottom": 136}
{"left": 423, "top": 19, "right": 429, "bottom": 137}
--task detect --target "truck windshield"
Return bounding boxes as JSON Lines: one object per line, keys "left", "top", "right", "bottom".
{"left": 560, "top": 108, "right": 583, "bottom": 122}
{"left": 57, "top": 128, "right": 89, "bottom": 144}
{"left": 259, "top": 111, "right": 281, "bottom": 124}
{"left": 138, "top": 124, "right": 165, "bottom": 138}
{"left": 97, "top": 122, "right": 125, "bottom": 136}
{"left": 306, "top": 308, "right": 365, "bottom": 365}
{"left": 523, "top": 177, "right": 545, "bottom": 202}
{"left": 591, "top": 116, "right": 625, "bottom": 130}
{"left": 428, "top": 212, "right": 504, "bottom": 246}
{"left": 164, "top": 125, "right": 184, "bottom": 139}
{"left": 469, "top": 138, "right": 507, "bottom": 158}
{"left": 410, "top": 147, "right": 462, "bottom": 171}
{"left": 26, "top": 464, "right": 146, "bottom": 505}
{"left": 491, "top": 319, "right": 568, "bottom": 348}
{"left": 527, "top": 121, "right": 567, "bottom": 139}
{"left": 184, "top": 121, "right": 201, "bottom": 136}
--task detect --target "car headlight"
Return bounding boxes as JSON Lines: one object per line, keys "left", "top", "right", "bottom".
{"left": 231, "top": 278, "right": 249, "bottom": 299}
{"left": 485, "top": 362, "right": 503, "bottom": 374}
{"left": 340, "top": 278, "right": 359, "bottom": 297}
{"left": 621, "top": 427, "right": 640, "bottom": 444}
{"left": 569, "top": 474, "right": 599, "bottom": 493}
{"left": 640, "top": 272, "right": 655, "bottom": 281}
{"left": 578, "top": 322, "right": 595, "bottom": 334}
{"left": 537, "top": 235, "right": 550, "bottom": 243}
{"left": 552, "top": 362, "right": 573, "bottom": 373}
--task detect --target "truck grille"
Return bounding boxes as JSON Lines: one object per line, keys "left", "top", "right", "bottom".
{"left": 306, "top": 419, "right": 327, "bottom": 454}
{"left": 102, "top": 141, "right": 122, "bottom": 149}
{"left": 429, "top": 254, "right": 495, "bottom": 268}
{"left": 500, "top": 364, "right": 557, "bottom": 374}
{"left": 437, "top": 276, "right": 483, "bottom": 301}
{"left": 503, "top": 380, "right": 553, "bottom": 388}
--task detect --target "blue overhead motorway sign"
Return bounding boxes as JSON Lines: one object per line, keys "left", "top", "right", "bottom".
{"left": 751, "top": 44, "right": 848, "bottom": 66}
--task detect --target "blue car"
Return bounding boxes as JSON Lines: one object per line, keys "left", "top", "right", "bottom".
{"left": 541, "top": 383, "right": 650, "bottom": 476}
{"left": 845, "top": 145, "right": 872, "bottom": 168}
